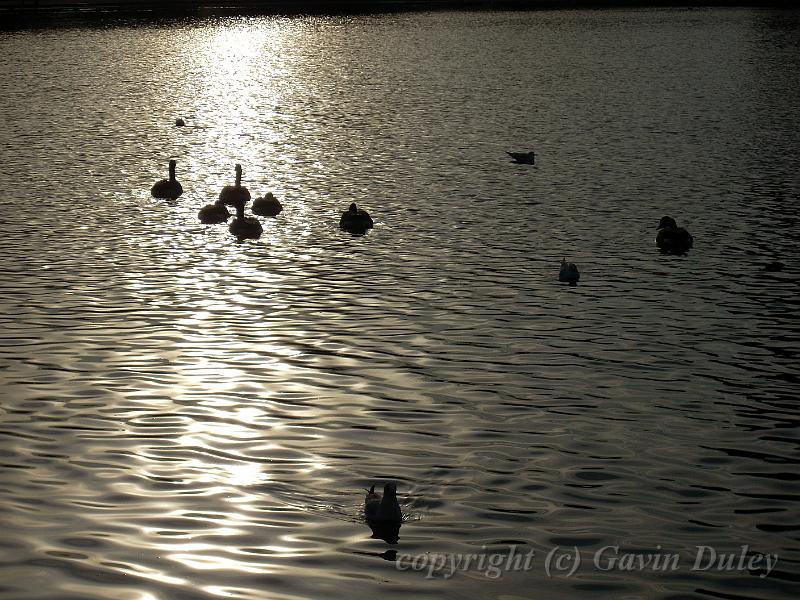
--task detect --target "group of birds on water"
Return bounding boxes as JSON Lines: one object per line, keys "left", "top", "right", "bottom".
{"left": 151, "top": 159, "right": 374, "bottom": 237}
{"left": 152, "top": 136, "right": 784, "bottom": 286}
{"left": 155, "top": 125, "right": 786, "bottom": 545}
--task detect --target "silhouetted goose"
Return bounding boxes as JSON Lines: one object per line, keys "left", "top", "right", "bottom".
{"left": 198, "top": 200, "right": 230, "bottom": 224}
{"left": 219, "top": 164, "right": 251, "bottom": 208}
{"left": 340, "top": 202, "right": 374, "bottom": 234}
{"left": 507, "top": 151, "right": 535, "bottom": 164}
{"left": 364, "top": 482, "right": 402, "bottom": 523}
{"left": 656, "top": 216, "right": 693, "bottom": 255}
{"left": 229, "top": 199, "right": 262, "bottom": 240}
{"left": 252, "top": 192, "right": 283, "bottom": 217}
{"left": 151, "top": 160, "right": 183, "bottom": 199}
{"left": 559, "top": 258, "right": 580, "bottom": 285}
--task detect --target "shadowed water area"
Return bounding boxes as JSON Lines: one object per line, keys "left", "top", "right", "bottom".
{"left": 0, "top": 7, "right": 799, "bottom": 600}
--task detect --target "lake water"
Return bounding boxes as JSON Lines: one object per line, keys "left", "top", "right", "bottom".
{"left": 0, "top": 6, "right": 798, "bottom": 600}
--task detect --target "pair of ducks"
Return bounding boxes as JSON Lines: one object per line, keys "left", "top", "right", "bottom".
{"left": 558, "top": 216, "right": 693, "bottom": 286}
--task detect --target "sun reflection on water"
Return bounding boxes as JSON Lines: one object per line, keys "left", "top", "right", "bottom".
{"left": 184, "top": 19, "right": 302, "bottom": 181}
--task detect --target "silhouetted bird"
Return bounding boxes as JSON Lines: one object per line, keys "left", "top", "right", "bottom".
{"left": 175, "top": 118, "right": 185, "bottom": 127}
{"left": 364, "top": 482, "right": 402, "bottom": 523}
{"left": 507, "top": 151, "right": 535, "bottom": 164}
{"left": 229, "top": 198, "right": 262, "bottom": 241}
{"left": 219, "top": 164, "right": 251, "bottom": 208}
{"left": 151, "top": 159, "right": 183, "bottom": 199}
{"left": 656, "top": 216, "right": 694, "bottom": 255}
{"left": 198, "top": 200, "right": 230, "bottom": 224}
{"left": 559, "top": 258, "right": 580, "bottom": 285}
{"left": 252, "top": 192, "right": 283, "bottom": 217}
{"left": 340, "top": 202, "right": 373, "bottom": 234}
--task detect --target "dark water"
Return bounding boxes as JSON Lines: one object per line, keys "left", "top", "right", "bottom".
{"left": 0, "top": 7, "right": 798, "bottom": 600}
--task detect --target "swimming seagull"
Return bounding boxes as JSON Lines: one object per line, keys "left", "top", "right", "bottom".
{"left": 656, "top": 216, "right": 693, "bottom": 255}
{"left": 151, "top": 159, "right": 183, "bottom": 199}
{"left": 507, "top": 151, "right": 535, "bottom": 164}
{"left": 559, "top": 258, "right": 580, "bottom": 285}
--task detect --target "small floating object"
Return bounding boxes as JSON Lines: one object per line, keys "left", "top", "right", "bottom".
{"left": 364, "top": 482, "right": 403, "bottom": 523}
{"left": 175, "top": 118, "right": 185, "bottom": 127}
{"left": 559, "top": 258, "right": 580, "bottom": 285}
{"left": 219, "top": 164, "right": 251, "bottom": 208}
{"left": 151, "top": 159, "right": 183, "bottom": 200}
{"left": 252, "top": 192, "right": 283, "bottom": 217}
{"left": 340, "top": 202, "right": 374, "bottom": 234}
{"left": 764, "top": 261, "right": 785, "bottom": 272}
{"left": 656, "top": 216, "right": 693, "bottom": 255}
{"left": 198, "top": 200, "right": 230, "bottom": 224}
{"left": 507, "top": 150, "right": 535, "bottom": 164}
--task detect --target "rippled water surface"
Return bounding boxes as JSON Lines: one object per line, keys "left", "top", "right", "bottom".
{"left": 1, "top": 7, "right": 799, "bottom": 600}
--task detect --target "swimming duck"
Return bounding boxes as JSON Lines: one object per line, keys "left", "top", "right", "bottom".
{"left": 507, "top": 151, "right": 535, "bottom": 164}
{"left": 656, "top": 216, "right": 694, "bottom": 255}
{"left": 252, "top": 192, "right": 283, "bottom": 217}
{"left": 175, "top": 118, "right": 185, "bottom": 127}
{"left": 198, "top": 200, "right": 230, "bottom": 224}
{"left": 228, "top": 198, "right": 263, "bottom": 240}
{"left": 219, "top": 164, "right": 251, "bottom": 208}
{"left": 151, "top": 159, "right": 183, "bottom": 199}
{"left": 340, "top": 202, "right": 374, "bottom": 234}
{"left": 559, "top": 258, "right": 580, "bottom": 285}
{"left": 364, "top": 482, "right": 402, "bottom": 523}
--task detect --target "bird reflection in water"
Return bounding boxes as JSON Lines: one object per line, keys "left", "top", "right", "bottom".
{"left": 367, "top": 520, "right": 402, "bottom": 544}
{"left": 353, "top": 548, "right": 399, "bottom": 562}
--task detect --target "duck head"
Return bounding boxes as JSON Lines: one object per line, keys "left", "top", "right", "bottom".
{"left": 349, "top": 202, "right": 358, "bottom": 214}
{"left": 658, "top": 216, "right": 678, "bottom": 230}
